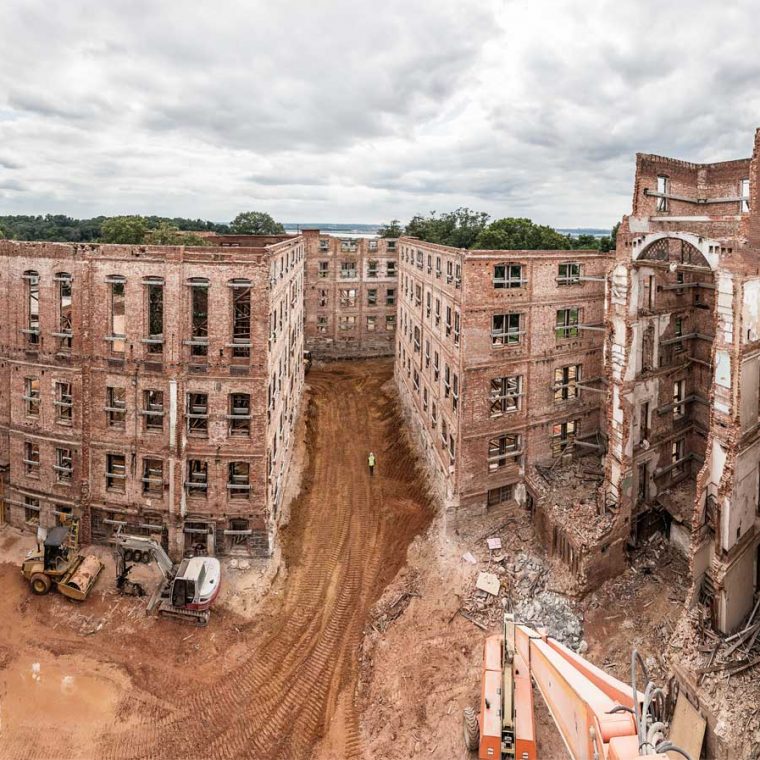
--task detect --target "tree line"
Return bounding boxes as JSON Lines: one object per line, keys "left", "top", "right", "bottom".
{"left": 0, "top": 208, "right": 618, "bottom": 251}
{"left": 0, "top": 211, "right": 285, "bottom": 245}
{"left": 377, "top": 209, "right": 618, "bottom": 252}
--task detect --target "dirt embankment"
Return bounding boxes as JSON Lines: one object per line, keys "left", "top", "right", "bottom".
{"left": 0, "top": 359, "right": 433, "bottom": 760}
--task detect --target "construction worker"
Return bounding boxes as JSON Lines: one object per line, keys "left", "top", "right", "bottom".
{"left": 368, "top": 451, "right": 376, "bottom": 476}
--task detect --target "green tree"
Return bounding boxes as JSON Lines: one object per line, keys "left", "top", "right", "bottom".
{"left": 230, "top": 211, "right": 285, "bottom": 235}
{"left": 144, "top": 221, "right": 206, "bottom": 246}
{"left": 100, "top": 215, "right": 149, "bottom": 244}
{"left": 0, "top": 225, "right": 5, "bottom": 239}
{"left": 473, "top": 217, "right": 571, "bottom": 250}
{"left": 404, "top": 208, "right": 490, "bottom": 248}
{"left": 377, "top": 219, "right": 403, "bottom": 238}
{"left": 599, "top": 222, "right": 620, "bottom": 253}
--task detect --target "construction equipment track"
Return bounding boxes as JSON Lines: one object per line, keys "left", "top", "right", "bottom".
{"left": 81, "top": 360, "right": 431, "bottom": 760}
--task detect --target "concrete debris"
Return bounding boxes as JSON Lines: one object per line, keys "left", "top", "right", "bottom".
{"left": 462, "top": 552, "right": 477, "bottom": 565}
{"left": 476, "top": 572, "right": 500, "bottom": 596}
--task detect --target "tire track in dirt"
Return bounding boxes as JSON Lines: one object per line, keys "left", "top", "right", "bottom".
{"left": 95, "top": 359, "right": 433, "bottom": 760}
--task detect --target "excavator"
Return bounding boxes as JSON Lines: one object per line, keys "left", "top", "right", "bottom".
{"left": 464, "top": 613, "right": 695, "bottom": 760}
{"left": 111, "top": 529, "right": 221, "bottom": 626}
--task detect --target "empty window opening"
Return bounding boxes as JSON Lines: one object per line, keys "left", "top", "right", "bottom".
{"left": 106, "top": 386, "right": 126, "bottom": 428}
{"left": 551, "top": 420, "right": 578, "bottom": 457}
{"left": 228, "top": 462, "right": 251, "bottom": 499}
{"left": 24, "top": 497, "right": 40, "bottom": 526}
{"left": 23, "top": 441, "right": 40, "bottom": 477}
{"left": 229, "top": 393, "right": 251, "bottom": 436}
{"left": 490, "top": 375, "right": 522, "bottom": 416}
{"left": 557, "top": 262, "right": 581, "bottom": 285}
{"left": 493, "top": 263, "right": 524, "bottom": 289}
{"left": 671, "top": 437, "right": 686, "bottom": 478}
{"left": 55, "top": 447, "right": 73, "bottom": 483}
{"left": 142, "top": 458, "right": 164, "bottom": 497}
{"left": 340, "top": 261, "right": 357, "bottom": 279}
{"left": 187, "top": 393, "right": 209, "bottom": 436}
{"left": 339, "top": 288, "right": 357, "bottom": 307}
{"left": 492, "top": 313, "right": 522, "bottom": 345}
{"left": 106, "top": 453, "right": 126, "bottom": 493}
{"left": 55, "top": 381, "right": 73, "bottom": 425}
{"left": 488, "top": 484, "right": 514, "bottom": 507}
{"left": 556, "top": 307, "right": 580, "bottom": 339}
{"left": 57, "top": 273, "right": 73, "bottom": 351}
{"left": 146, "top": 281, "right": 164, "bottom": 354}
{"left": 656, "top": 175, "right": 669, "bottom": 211}
{"left": 231, "top": 281, "right": 251, "bottom": 358}
{"left": 189, "top": 279, "right": 209, "bottom": 358}
{"left": 488, "top": 435, "right": 521, "bottom": 471}
{"left": 109, "top": 276, "right": 126, "bottom": 354}
{"left": 186, "top": 460, "right": 208, "bottom": 496}
{"left": 23, "top": 270, "right": 40, "bottom": 346}
{"left": 673, "top": 379, "right": 685, "bottom": 419}
{"left": 24, "top": 377, "right": 40, "bottom": 416}
{"left": 143, "top": 390, "right": 164, "bottom": 431}
{"left": 554, "top": 365, "right": 581, "bottom": 401}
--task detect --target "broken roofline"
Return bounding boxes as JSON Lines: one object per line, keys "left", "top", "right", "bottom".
{"left": 398, "top": 237, "right": 610, "bottom": 259}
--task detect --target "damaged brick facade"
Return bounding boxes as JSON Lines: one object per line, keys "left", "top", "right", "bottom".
{"left": 393, "top": 238, "right": 611, "bottom": 531}
{"left": 302, "top": 230, "right": 398, "bottom": 358}
{"left": 603, "top": 139, "right": 760, "bottom": 635}
{"left": 0, "top": 237, "right": 305, "bottom": 560}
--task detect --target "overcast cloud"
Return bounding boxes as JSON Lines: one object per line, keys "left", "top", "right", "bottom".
{"left": 1, "top": 0, "right": 759, "bottom": 228}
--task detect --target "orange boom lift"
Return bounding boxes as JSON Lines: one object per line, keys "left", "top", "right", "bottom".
{"left": 464, "top": 614, "right": 693, "bottom": 760}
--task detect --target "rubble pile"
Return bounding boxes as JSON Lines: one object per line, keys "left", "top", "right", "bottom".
{"left": 669, "top": 596, "right": 760, "bottom": 757}
{"left": 532, "top": 459, "right": 614, "bottom": 546}
{"left": 459, "top": 546, "right": 585, "bottom": 651}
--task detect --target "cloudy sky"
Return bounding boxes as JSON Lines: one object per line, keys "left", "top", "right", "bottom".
{"left": 1, "top": 0, "right": 759, "bottom": 229}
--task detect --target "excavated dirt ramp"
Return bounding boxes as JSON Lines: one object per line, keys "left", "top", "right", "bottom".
{"left": 0, "top": 359, "right": 433, "bottom": 760}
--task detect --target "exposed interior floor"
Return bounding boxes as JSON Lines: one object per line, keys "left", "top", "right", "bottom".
{"left": 0, "top": 359, "right": 433, "bottom": 760}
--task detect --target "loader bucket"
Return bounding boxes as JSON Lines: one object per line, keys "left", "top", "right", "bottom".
{"left": 59, "top": 555, "right": 104, "bottom": 601}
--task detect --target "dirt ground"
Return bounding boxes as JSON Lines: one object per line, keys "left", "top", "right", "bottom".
{"left": 0, "top": 358, "right": 700, "bottom": 760}
{"left": 0, "top": 359, "right": 433, "bottom": 760}
{"left": 357, "top": 499, "right": 690, "bottom": 760}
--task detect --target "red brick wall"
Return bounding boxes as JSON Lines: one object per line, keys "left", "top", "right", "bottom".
{"left": 0, "top": 239, "right": 304, "bottom": 559}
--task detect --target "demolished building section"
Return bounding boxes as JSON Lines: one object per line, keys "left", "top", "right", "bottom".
{"left": 0, "top": 236, "right": 305, "bottom": 559}
{"left": 394, "top": 239, "right": 611, "bottom": 529}
{"left": 301, "top": 230, "right": 398, "bottom": 358}
{"left": 603, "top": 145, "right": 760, "bottom": 634}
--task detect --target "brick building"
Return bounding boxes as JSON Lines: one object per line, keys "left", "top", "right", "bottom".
{"left": 0, "top": 236, "right": 305, "bottom": 559}
{"left": 301, "top": 230, "right": 398, "bottom": 358}
{"left": 529, "top": 134, "right": 760, "bottom": 638}
{"left": 394, "top": 238, "right": 611, "bottom": 528}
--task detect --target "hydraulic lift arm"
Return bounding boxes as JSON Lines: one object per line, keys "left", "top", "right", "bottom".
{"left": 474, "top": 614, "right": 691, "bottom": 760}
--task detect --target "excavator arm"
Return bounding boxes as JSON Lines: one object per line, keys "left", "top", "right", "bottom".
{"left": 473, "top": 614, "right": 688, "bottom": 760}
{"left": 111, "top": 531, "right": 174, "bottom": 578}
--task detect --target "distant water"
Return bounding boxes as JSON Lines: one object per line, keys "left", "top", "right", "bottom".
{"left": 282, "top": 224, "right": 611, "bottom": 238}
{"left": 283, "top": 223, "right": 381, "bottom": 235}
